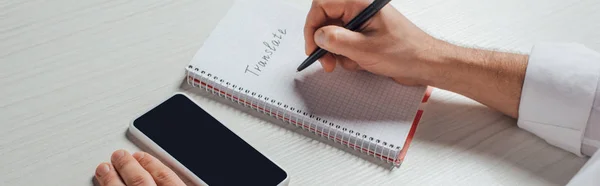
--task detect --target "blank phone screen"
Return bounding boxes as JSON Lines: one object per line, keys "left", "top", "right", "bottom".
{"left": 133, "top": 94, "right": 287, "bottom": 185}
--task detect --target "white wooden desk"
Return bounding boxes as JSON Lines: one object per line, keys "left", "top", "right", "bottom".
{"left": 2, "top": 0, "right": 598, "bottom": 185}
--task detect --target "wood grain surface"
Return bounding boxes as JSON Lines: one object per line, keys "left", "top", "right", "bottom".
{"left": 2, "top": 0, "right": 599, "bottom": 185}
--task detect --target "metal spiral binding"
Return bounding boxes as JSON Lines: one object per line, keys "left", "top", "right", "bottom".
{"left": 186, "top": 65, "right": 399, "bottom": 164}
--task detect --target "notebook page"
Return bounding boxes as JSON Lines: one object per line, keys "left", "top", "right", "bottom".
{"left": 189, "top": 0, "right": 426, "bottom": 148}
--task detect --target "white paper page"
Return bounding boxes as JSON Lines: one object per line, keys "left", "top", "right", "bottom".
{"left": 189, "top": 0, "right": 426, "bottom": 148}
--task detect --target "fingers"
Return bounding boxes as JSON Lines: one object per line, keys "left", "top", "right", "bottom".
{"left": 304, "top": 0, "right": 341, "bottom": 55}
{"left": 304, "top": 0, "right": 373, "bottom": 73}
{"left": 319, "top": 53, "right": 337, "bottom": 72}
{"left": 133, "top": 152, "right": 186, "bottom": 186}
{"left": 314, "top": 25, "right": 368, "bottom": 60}
{"left": 319, "top": 55, "right": 361, "bottom": 72}
{"left": 111, "top": 149, "right": 156, "bottom": 186}
{"left": 95, "top": 163, "right": 126, "bottom": 186}
{"left": 304, "top": 0, "right": 371, "bottom": 55}
{"left": 336, "top": 55, "right": 361, "bottom": 71}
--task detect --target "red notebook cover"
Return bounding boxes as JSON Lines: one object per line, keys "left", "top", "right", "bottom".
{"left": 396, "top": 86, "right": 433, "bottom": 166}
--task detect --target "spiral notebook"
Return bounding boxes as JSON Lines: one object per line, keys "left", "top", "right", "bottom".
{"left": 185, "top": 0, "right": 431, "bottom": 167}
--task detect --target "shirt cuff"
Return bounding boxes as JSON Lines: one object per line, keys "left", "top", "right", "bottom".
{"left": 518, "top": 43, "right": 600, "bottom": 156}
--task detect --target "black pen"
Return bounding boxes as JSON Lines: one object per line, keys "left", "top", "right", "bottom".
{"left": 296, "top": 0, "right": 392, "bottom": 72}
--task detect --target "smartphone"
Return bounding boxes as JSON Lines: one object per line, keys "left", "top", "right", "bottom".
{"left": 127, "top": 93, "right": 289, "bottom": 186}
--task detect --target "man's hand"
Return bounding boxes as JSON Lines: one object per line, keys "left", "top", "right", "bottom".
{"left": 304, "top": 0, "right": 438, "bottom": 85}
{"left": 95, "top": 150, "right": 186, "bottom": 186}
{"left": 304, "top": 0, "right": 528, "bottom": 118}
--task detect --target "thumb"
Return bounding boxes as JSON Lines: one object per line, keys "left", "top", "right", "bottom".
{"left": 314, "top": 25, "right": 367, "bottom": 58}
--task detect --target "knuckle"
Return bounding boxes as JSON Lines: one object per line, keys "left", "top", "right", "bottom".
{"left": 128, "top": 174, "right": 149, "bottom": 186}
{"left": 313, "top": 0, "right": 325, "bottom": 7}
{"left": 154, "top": 170, "right": 176, "bottom": 182}
{"left": 324, "top": 28, "right": 339, "bottom": 44}
{"left": 136, "top": 154, "right": 153, "bottom": 167}
{"left": 326, "top": 0, "right": 344, "bottom": 10}
{"left": 313, "top": 0, "right": 338, "bottom": 11}
{"left": 318, "top": 1, "right": 331, "bottom": 9}
{"left": 114, "top": 157, "right": 134, "bottom": 169}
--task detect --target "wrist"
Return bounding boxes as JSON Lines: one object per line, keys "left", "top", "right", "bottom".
{"left": 414, "top": 39, "right": 463, "bottom": 87}
{"left": 420, "top": 41, "right": 528, "bottom": 89}
{"left": 415, "top": 39, "right": 529, "bottom": 117}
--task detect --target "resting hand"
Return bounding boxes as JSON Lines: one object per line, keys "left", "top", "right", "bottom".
{"left": 95, "top": 150, "right": 186, "bottom": 186}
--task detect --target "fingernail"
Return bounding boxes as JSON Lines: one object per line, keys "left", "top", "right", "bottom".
{"left": 133, "top": 152, "right": 145, "bottom": 160}
{"left": 96, "top": 163, "right": 110, "bottom": 177}
{"left": 315, "top": 29, "right": 326, "bottom": 46}
{"left": 112, "top": 150, "right": 125, "bottom": 161}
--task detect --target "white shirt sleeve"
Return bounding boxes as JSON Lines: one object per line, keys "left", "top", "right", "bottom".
{"left": 518, "top": 43, "right": 600, "bottom": 156}
{"left": 518, "top": 43, "right": 600, "bottom": 186}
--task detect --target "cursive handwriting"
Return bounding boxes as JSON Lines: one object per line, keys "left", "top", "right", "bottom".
{"left": 245, "top": 28, "right": 287, "bottom": 76}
